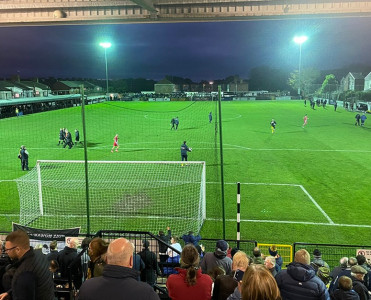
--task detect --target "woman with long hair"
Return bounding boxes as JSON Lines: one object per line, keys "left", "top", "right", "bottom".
{"left": 87, "top": 237, "right": 109, "bottom": 278}
{"left": 240, "top": 264, "right": 281, "bottom": 300}
{"left": 166, "top": 244, "right": 213, "bottom": 300}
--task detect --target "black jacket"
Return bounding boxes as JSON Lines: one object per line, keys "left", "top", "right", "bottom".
{"left": 10, "top": 247, "right": 54, "bottom": 300}
{"left": 351, "top": 277, "right": 371, "bottom": 300}
{"left": 275, "top": 262, "right": 330, "bottom": 300}
{"left": 331, "top": 289, "right": 360, "bottom": 300}
{"left": 78, "top": 264, "right": 160, "bottom": 300}
{"left": 57, "top": 246, "right": 82, "bottom": 288}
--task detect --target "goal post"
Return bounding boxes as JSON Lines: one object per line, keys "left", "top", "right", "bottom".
{"left": 16, "top": 160, "right": 206, "bottom": 235}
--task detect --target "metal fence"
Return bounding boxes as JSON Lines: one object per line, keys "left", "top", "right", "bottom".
{"left": 294, "top": 242, "right": 371, "bottom": 269}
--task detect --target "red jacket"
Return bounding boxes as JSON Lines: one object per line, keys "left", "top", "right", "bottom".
{"left": 166, "top": 267, "right": 213, "bottom": 300}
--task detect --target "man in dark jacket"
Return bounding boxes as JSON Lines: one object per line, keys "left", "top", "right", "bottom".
{"left": 350, "top": 265, "right": 370, "bottom": 300}
{"left": 19, "top": 145, "right": 29, "bottom": 171}
{"left": 0, "top": 230, "right": 54, "bottom": 300}
{"left": 156, "top": 227, "right": 171, "bottom": 272}
{"left": 57, "top": 237, "right": 82, "bottom": 289}
{"left": 138, "top": 240, "right": 161, "bottom": 286}
{"left": 182, "top": 231, "right": 201, "bottom": 246}
{"left": 78, "top": 238, "right": 160, "bottom": 300}
{"left": 200, "top": 240, "right": 232, "bottom": 275}
{"left": 275, "top": 249, "right": 330, "bottom": 300}
{"left": 331, "top": 275, "right": 360, "bottom": 300}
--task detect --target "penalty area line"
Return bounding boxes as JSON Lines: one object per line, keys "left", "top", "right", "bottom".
{"left": 206, "top": 218, "right": 371, "bottom": 229}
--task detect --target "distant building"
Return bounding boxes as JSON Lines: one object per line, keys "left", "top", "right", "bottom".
{"left": 363, "top": 72, "right": 371, "bottom": 91}
{"left": 341, "top": 72, "right": 364, "bottom": 91}
{"left": 21, "top": 81, "right": 51, "bottom": 97}
{"left": 154, "top": 79, "right": 176, "bottom": 94}
{"left": 52, "top": 80, "right": 102, "bottom": 95}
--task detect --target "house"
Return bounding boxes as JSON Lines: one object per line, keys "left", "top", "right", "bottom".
{"left": 341, "top": 72, "right": 364, "bottom": 91}
{"left": 21, "top": 81, "right": 51, "bottom": 97}
{"left": 0, "top": 82, "right": 12, "bottom": 100}
{"left": 52, "top": 80, "right": 102, "bottom": 95}
{"left": 0, "top": 81, "right": 34, "bottom": 98}
{"left": 363, "top": 72, "right": 371, "bottom": 91}
{"left": 154, "top": 79, "right": 176, "bottom": 94}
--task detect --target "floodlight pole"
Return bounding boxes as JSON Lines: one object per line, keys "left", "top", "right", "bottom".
{"left": 294, "top": 36, "right": 307, "bottom": 100}
{"left": 99, "top": 42, "right": 111, "bottom": 95}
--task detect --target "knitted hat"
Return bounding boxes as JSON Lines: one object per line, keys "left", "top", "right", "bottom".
{"left": 216, "top": 240, "right": 228, "bottom": 252}
{"left": 313, "top": 249, "right": 321, "bottom": 257}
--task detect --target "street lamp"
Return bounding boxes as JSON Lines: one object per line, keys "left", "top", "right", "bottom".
{"left": 99, "top": 42, "right": 111, "bottom": 95}
{"left": 293, "top": 35, "right": 308, "bottom": 99}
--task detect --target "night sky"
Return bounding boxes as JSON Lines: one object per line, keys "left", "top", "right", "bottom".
{"left": 1, "top": 16, "right": 371, "bottom": 82}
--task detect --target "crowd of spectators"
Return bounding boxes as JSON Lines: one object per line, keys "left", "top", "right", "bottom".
{"left": 1, "top": 229, "right": 371, "bottom": 300}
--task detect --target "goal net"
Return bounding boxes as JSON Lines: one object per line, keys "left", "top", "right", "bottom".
{"left": 16, "top": 160, "right": 206, "bottom": 235}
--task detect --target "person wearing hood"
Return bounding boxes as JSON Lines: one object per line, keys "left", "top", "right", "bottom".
{"left": 275, "top": 249, "right": 330, "bottom": 300}
{"left": 78, "top": 238, "right": 160, "bottom": 300}
{"left": 200, "top": 240, "right": 232, "bottom": 275}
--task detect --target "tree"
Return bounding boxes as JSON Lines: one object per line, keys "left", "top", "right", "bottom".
{"left": 288, "top": 67, "right": 320, "bottom": 97}
{"left": 318, "top": 74, "right": 338, "bottom": 95}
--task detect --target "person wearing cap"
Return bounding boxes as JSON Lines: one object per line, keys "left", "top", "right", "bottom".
{"left": 78, "top": 238, "right": 160, "bottom": 300}
{"left": 350, "top": 265, "right": 370, "bottom": 300}
{"left": 311, "top": 249, "right": 330, "bottom": 274}
{"left": 331, "top": 275, "right": 360, "bottom": 300}
{"left": 200, "top": 240, "right": 232, "bottom": 275}
{"left": 138, "top": 240, "right": 161, "bottom": 287}
{"left": 275, "top": 249, "right": 330, "bottom": 300}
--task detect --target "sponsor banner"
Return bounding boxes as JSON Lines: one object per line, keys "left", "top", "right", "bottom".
{"left": 12, "top": 223, "right": 80, "bottom": 241}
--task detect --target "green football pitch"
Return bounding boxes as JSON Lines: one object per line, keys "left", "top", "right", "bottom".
{"left": 1, "top": 100, "right": 370, "bottom": 245}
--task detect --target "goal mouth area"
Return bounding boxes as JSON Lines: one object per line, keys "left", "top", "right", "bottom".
{"left": 17, "top": 160, "right": 206, "bottom": 235}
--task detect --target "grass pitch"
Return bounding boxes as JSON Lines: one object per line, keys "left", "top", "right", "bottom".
{"left": 1, "top": 100, "right": 370, "bottom": 245}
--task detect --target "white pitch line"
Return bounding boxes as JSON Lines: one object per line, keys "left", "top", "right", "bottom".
{"left": 206, "top": 218, "right": 371, "bottom": 228}
{"left": 299, "top": 185, "right": 334, "bottom": 224}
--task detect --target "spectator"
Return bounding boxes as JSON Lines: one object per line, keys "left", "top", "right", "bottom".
{"left": 275, "top": 249, "right": 330, "bottom": 300}
{"left": 156, "top": 227, "right": 171, "bottom": 271}
{"left": 213, "top": 250, "right": 250, "bottom": 300}
{"left": 87, "top": 237, "right": 109, "bottom": 279}
{"left": 182, "top": 231, "right": 202, "bottom": 246}
{"left": 240, "top": 264, "right": 281, "bottom": 300}
{"left": 350, "top": 265, "right": 370, "bottom": 300}
{"left": 49, "top": 259, "right": 61, "bottom": 279}
{"left": 138, "top": 240, "right": 161, "bottom": 286}
{"left": 252, "top": 247, "right": 264, "bottom": 264}
{"left": 265, "top": 256, "right": 277, "bottom": 277}
{"left": 0, "top": 230, "right": 54, "bottom": 300}
{"left": 201, "top": 240, "right": 232, "bottom": 275}
{"left": 46, "top": 240, "right": 58, "bottom": 261}
{"left": 330, "top": 258, "right": 354, "bottom": 293}
{"left": 57, "top": 237, "right": 83, "bottom": 290}
{"left": 133, "top": 251, "right": 145, "bottom": 281}
{"left": 356, "top": 254, "right": 371, "bottom": 290}
{"left": 331, "top": 257, "right": 349, "bottom": 281}
{"left": 164, "top": 236, "right": 182, "bottom": 275}
{"left": 167, "top": 244, "right": 213, "bottom": 300}
{"left": 269, "top": 245, "right": 283, "bottom": 273}
{"left": 311, "top": 249, "right": 330, "bottom": 274}
{"left": 331, "top": 275, "right": 360, "bottom": 300}
{"left": 78, "top": 238, "right": 160, "bottom": 300}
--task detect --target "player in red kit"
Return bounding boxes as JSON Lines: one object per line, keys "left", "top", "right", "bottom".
{"left": 111, "top": 134, "right": 119, "bottom": 153}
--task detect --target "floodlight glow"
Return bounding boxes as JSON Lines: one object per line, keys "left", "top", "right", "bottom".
{"left": 99, "top": 42, "right": 112, "bottom": 49}
{"left": 293, "top": 36, "right": 308, "bottom": 45}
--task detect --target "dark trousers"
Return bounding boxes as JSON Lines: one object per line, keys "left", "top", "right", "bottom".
{"left": 21, "top": 159, "right": 29, "bottom": 171}
{"left": 181, "top": 155, "right": 188, "bottom": 161}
